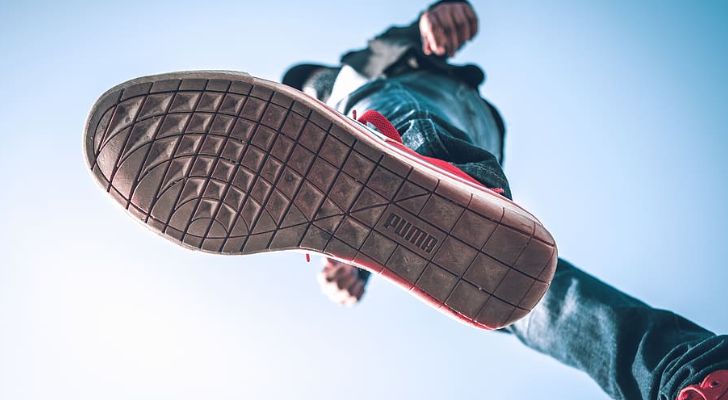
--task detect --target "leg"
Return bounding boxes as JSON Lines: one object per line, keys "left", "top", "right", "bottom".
{"left": 507, "top": 258, "right": 728, "bottom": 400}
{"left": 84, "top": 70, "right": 557, "bottom": 330}
{"left": 332, "top": 69, "right": 728, "bottom": 399}
{"left": 335, "top": 70, "right": 512, "bottom": 198}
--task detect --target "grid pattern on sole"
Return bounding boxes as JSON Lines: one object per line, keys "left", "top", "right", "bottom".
{"left": 86, "top": 75, "right": 557, "bottom": 328}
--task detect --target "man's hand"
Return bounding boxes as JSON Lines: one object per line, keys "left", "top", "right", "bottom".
{"left": 419, "top": 2, "right": 479, "bottom": 57}
{"left": 317, "top": 258, "right": 367, "bottom": 306}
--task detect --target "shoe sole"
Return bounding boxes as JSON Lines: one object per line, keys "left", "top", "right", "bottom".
{"left": 83, "top": 71, "right": 557, "bottom": 330}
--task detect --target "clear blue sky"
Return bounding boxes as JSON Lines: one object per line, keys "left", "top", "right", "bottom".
{"left": 1, "top": 1, "right": 727, "bottom": 399}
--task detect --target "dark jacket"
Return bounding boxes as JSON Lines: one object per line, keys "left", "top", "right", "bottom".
{"left": 337, "top": 1, "right": 506, "bottom": 143}
{"left": 282, "top": 0, "right": 506, "bottom": 154}
{"left": 340, "top": 1, "right": 485, "bottom": 88}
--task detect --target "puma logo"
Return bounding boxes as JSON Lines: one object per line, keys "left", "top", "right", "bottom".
{"left": 383, "top": 213, "right": 438, "bottom": 254}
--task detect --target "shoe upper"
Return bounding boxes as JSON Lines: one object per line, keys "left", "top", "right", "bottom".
{"left": 356, "top": 109, "right": 504, "bottom": 194}
{"left": 678, "top": 370, "right": 728, "bottom": 400}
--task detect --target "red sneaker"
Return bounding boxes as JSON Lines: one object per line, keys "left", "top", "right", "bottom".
{"left": 83, "top": 71, "right": 557, "bottom": 329}
{"left": 678, "top": 370, "right": 728, "bottom": 400}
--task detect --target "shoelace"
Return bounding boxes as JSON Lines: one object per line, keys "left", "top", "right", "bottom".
{"left": 355, "top": 109, "right": 402, "bottom": 142}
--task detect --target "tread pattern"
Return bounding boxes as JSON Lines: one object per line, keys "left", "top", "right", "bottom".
{"left": 85, "top": 73, "right": 557, "bottom": 329}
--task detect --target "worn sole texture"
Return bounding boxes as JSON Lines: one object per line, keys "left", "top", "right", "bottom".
{"left": 83, "top": 71, "right": 557, "bottom": 329}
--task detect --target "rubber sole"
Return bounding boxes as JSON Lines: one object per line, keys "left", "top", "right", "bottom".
{"left": 83, "top": 71, "right": 558, "bottom": 330}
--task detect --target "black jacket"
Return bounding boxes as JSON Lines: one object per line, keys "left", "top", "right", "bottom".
{"left": 337, "top": 1, "right": 506, "bottom": 142}
{"left": 282, "top": 0, "right": 506, "bottom": 151}
{"left": 340, "top": 1, "right": 485, "bottom": 88}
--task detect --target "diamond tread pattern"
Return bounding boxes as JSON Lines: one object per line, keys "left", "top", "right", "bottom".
{"left": 84, "top": 72, "right": 557, "bottom": 329}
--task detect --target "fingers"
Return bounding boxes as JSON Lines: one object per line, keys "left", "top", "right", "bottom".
{"left": 423, "top": 34, "right": 433, "bottom": 55}
{"left": 323, "top": 262, "right": 356, "bottom": 291}
{"left": 462, "top": 3, "right": 479, "bottom": 39}
{"left": 431, "top": 11, "right": 450, "bottom": 56}
{"left": 419, "top": 2, "right": 480, "bottom": 57}
{"left": 317, "top": 258, "right": 367, "bottom": 306}
{"left": 342, "top": 280, "right": 366, "bottom": 306}
{"left": 452, "top": 4, "right": 472, "bottom": 44}
{"left": 324, "top": 261, "right": 348, "bottom": 280}
{"left": 420, "top": 14, "right": 435, "bottom": 55}
{"left": 333, "top": 273, "right": 366, "bottom": 306}
{"left": 424, "top": 11, "right": 447, "bottom": 56}
{"left": 336, "top": 267, "right": 359, "bottom": 291}
{"left": 321, "top": 258, "right": 351, "bottom": 280}
{"left": 436, "top": 8, "right": 460, "bottom": 57}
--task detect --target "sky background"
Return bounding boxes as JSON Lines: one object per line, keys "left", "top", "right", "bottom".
{"left": 1, "top": 0, "right": 727, "bottom": 399}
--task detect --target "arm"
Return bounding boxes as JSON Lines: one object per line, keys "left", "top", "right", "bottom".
{"left": 340, "top": 1, "right": 480, "bottom": 80}
{"left": 420, "top": 0, "right": 479, "bottom": 57}
{"left": 317, "top": 258, "right": 370, "bottom": 306}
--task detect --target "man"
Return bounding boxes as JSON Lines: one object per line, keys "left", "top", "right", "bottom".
{"left": 287, "top": 3, "right": 728, "bottom": 400}
{"left": 83, "top": 1, "right": 727, "bottom": 399}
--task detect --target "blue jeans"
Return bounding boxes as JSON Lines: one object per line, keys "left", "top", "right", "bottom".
{"left": 336, "top": 70, "right": 728, "bottom": 400}
{"left": 334, "top": 71, "right": 512, "bottom": 199}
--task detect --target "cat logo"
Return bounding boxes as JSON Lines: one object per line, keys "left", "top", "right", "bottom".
{"left": 383, "top": 213, "right": 438, "bottom": 254}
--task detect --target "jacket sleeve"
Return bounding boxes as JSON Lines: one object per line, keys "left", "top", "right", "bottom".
{"left": 339, "top": 0, "right": 483, "bottom": 86}
{"left": 339, "top": 17, "right": 423, "bottom": 79}
{"left": 339, "top": 0, "right": 505, "bottom": 154}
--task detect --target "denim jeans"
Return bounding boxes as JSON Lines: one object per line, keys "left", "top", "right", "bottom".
{"left": 332, "top": 70, "right": 512, "bottom": 199}
{"left": 334, "top": 69, "right": 728, "bottom": 400}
